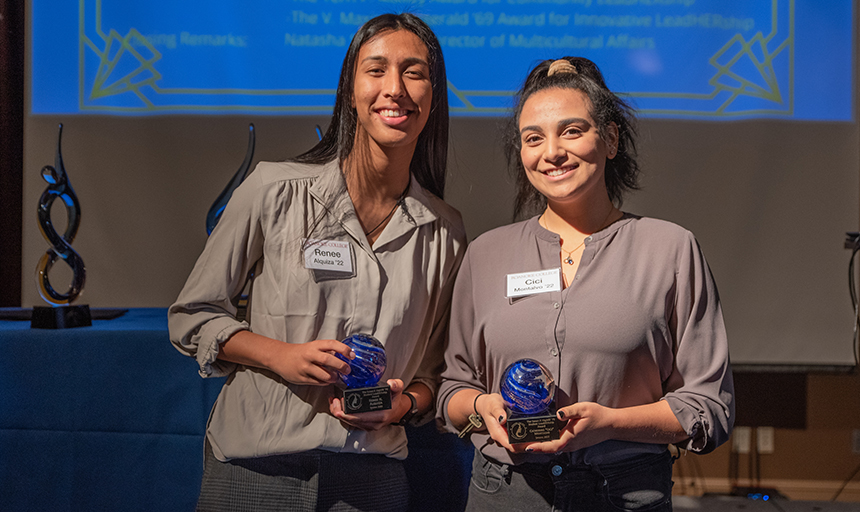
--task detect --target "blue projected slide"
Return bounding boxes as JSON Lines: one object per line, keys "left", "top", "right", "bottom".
{"left": 31, "top": 0, "right": 852, "bottom": 120}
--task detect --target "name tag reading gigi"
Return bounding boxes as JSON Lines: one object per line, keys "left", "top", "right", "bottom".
{"left": 506, "top": 268, "right": 562, "bottom": 298}
{"left": 303, "top": 239, "right": 353, "bottom": 273}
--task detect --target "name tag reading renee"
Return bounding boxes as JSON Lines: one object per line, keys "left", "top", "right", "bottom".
{"left": 506, "top": 268, "right": 562, "bottom": 298}
{"left": 303, "top": 239, "right": 352, "bottom": 273}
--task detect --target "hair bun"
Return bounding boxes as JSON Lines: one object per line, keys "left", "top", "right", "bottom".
{"left": 547, "top": 59, "right": 577, "bottom": 77}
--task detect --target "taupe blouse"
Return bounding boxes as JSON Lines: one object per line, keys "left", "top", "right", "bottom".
{"left": 437, "top": 214, "right": 734, "bottom": 466}
{"left": 169, "top": 160, "right": 466, "bottom": 461}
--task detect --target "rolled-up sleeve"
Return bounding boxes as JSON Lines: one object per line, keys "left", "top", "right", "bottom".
{"left": 168, "top": 170, "right": 269, "bottom": 378}
{"left": 662, "top": 236, "right": 735, "bottom": 454}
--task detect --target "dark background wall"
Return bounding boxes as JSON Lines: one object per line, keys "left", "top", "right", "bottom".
{"left": 0, "top": 0, "right": 24, "bottom": 307}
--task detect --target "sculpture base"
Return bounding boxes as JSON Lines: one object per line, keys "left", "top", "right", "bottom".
{"left": 342, "top": 384, "right": 391, "bottom": 414}
{"left": 506, "top": 413, "right": 561, "bottom": 444}
{"left": 31, "top": 304, "right": 92, "bottom": 329}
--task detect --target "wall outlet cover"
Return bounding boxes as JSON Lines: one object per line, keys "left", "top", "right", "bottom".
{"left": 733, "top": 426, "right": 751, "bottom": 454}
{"left": 757, "top": 426, "right": 774, "bottom": 454}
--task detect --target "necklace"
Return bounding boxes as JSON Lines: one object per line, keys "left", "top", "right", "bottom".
{"left": 363, "top": 182, "right": 410, "bottom": 236}
{"left": 540, "top": 207, "right": 617, "bottom": 265}
{"left": 561, "top": 241, "right": 585, "bottom": 265}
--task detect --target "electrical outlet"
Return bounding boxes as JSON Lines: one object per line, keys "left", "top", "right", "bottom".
{"left": 757, "top": 427, "right": 774, "bottom": 454}
{"left": 853, "top": 429, "right": 860, "bottom": 454}
{"left": 733, "top": 426, "right": 751, "bottom": 454}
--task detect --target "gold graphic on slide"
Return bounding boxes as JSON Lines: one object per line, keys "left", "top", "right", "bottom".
{"left": 79, "top": 0, "right": 336, "bottom": 112}
{"left": 618, "top": 0, "right": 794, "bottom": 118}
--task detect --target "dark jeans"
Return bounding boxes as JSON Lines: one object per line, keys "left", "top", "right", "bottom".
{"left": 466, "top": 449, "right": 674, "bottom": 512}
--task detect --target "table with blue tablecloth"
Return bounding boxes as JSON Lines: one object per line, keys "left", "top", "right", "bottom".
{"left": 0, "top": 308, "right": 223, "bottom": 511}
{"left": 0, "top": 308, "right": 470, "bottom": 512}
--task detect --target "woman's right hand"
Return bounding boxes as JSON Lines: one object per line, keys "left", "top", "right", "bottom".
{"left": 218, "top": 331, "right": 355, "bottom": 386}
{"left": 450, "top": 390, "right": 515, "bottom": 450}
{"left": 270, "top": 339, "right": 356, "bottom": 386}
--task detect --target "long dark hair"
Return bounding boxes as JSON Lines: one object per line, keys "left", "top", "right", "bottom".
{"left": 294, "top": 13, "right": 449, "bottom": 199}
{"left": 506, "top": 56, "right": 640, "bottom": 220}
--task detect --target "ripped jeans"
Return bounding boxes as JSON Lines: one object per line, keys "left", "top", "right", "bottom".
{"left": 465, "top": 449, "right": 674, "bottom": 512}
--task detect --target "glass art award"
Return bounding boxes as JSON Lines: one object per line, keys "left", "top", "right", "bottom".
{"left": 500, "top": 359, "right": 560, "bottom": 443}
{"left": 31, "top": 124, "right": 92, "bottom": 329}
{"left": 336, "top": 334, "right": 391, "bottom": 413}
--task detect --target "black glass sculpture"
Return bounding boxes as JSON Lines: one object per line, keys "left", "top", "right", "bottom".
{"left": 32, "top": 124, "right": 92, "bottom": 329}
{"left": 206, "top": 123, "right": 255, "bottom": 235}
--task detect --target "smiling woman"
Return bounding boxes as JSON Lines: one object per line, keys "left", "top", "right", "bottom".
{"left": 168, "top": 13, "right": 466, "bottom": 512}
{"left": 437, "top": 56, "right": 734, "bottom": 512}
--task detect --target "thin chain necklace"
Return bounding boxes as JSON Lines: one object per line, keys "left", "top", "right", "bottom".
{"left": 363, "top": 182, "right": 410, "bottom": 236}
{"left": 561, "top": 240, "right": 585, "bottom": 265}
{"left": 541, "top": 207, "right": 616, "bottom": 266}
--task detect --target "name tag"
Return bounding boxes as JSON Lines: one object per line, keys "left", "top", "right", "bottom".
{"left": 303, "top": 239, "right": 352, "bottom": 273}
{"left": 506, "top": 268, "right": 561, "bottom": 298}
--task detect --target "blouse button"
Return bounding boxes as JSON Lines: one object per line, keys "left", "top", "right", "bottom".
{"left": 553, "top": 302, "right": 560, "bottom": 309}
{"left": 550, "top": 348, "right": 558, "bottom": 357}
{"left": 585, "top": 236, "right": 592, "bottom": 242}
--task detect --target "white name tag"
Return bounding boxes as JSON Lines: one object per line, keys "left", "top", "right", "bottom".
{"left": 506, "top": 268, "right": 562, "bottom": 298}
{"left": 303, "top": 239, "right": 352, "bottom": 273}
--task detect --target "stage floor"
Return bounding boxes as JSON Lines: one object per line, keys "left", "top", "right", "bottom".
{"left": 674, "top": 495, "right": 860, "bottom": 511}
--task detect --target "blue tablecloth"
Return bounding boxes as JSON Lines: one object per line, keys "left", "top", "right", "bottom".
{"left": 0, "top": 308, "right": 471, "bottom": 511}
{"left": 0, "top": 308, "right": 224, "bottom": 511}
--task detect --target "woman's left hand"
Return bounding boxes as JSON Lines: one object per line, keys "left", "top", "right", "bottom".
{"left": 329, "top": 379, "right": 408, "bottom": 431}
{"left": 513, "top": 400, "right": 688, "bottom": 454}
{"left": 515, "top": 401, "right": 615, "bottom": 454}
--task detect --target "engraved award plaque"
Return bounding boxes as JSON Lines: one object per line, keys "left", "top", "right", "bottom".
{"left": 336, "top": 334, "right": 391, "bottom": 413}
{"left": 31, "top": 124, "right": 92, "bottom": 329}
{"left": 500, "top": 359, "right": 560, "bottom": 443}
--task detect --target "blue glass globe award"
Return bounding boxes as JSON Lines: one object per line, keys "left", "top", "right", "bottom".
{"left": 500, "top": 359, "right": 560, "bottom": 443}
{"left": 336, "top": 334, "right": 391, "bottom": 413}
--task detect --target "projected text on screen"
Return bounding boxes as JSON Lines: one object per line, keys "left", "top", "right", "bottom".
{"left": 30, "top": 0, "right": 852, "bottom": 120}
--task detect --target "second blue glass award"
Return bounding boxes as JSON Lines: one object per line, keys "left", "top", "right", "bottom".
{"left": 336, "top": 334, "right": 391, "bottom": 413}
{"left": 500, "top": 359, "right": 561, "bottom": 443}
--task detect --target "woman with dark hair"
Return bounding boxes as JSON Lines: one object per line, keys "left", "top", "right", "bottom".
{"left": 438, "top": 57, "right": 733, "bottom": 511}
{"left": 169, "top": 13, "right": 466, "bottom": 512}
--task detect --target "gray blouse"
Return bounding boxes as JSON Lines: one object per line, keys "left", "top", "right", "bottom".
{"left": 437, "top": 214, "right": 734, "bottom": 466}
{"left": 169, "top": 160, "right": 466, "bottom": 461}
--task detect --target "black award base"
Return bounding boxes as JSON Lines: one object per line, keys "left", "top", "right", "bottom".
{"left": 31, "top": 304, "right": 92, "bottom": 329}
{"left": 342, "top": 384, "right": 391, "bottom": 414}
{"left": 506, "top": 413, "right": 561, "bottom": 444}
